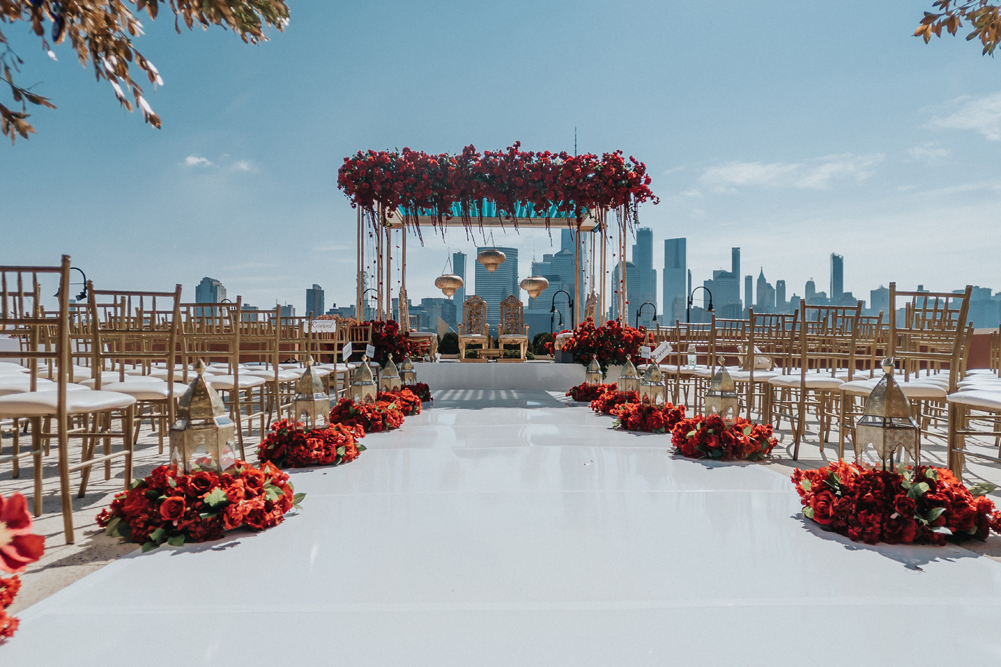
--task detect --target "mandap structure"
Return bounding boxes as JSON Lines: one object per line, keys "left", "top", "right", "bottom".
{"left": 337, "top": 143, "right": 658, "bottom": 330}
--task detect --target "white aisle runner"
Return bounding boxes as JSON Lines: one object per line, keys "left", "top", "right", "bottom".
{"left": 7, "top": 391, "right": 1001, "bottom": 666}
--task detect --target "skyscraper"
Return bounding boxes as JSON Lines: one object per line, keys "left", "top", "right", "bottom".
{"left": 756, "top": 268, "right": 775, "bottom": 310}
{"left": 452, "top": 251, "right": 467, "bottom": 305}
{"left": 610, "top": 261, "right": 639, "bottom": 323}
{"left": 775, "top": 280, "right": 787, "bottom": 313}
{"left": 633, "top": 228, "right": 657, "bottom": 327}
{"left": 805, "top": 279, "right": 816, "bottom": 303}
{"left": 701, "top": 247, "right": 741, "bottom": 318}
{"left": 305, "top": 284, "right": 324, "bottom": 318}
{"left": 731, "top": 248, "right": 741, "bottom": 291}
{"left": 830, "top": 253, "right": 844, "bottom": 303}
{"left": 744, "top": 275, "right": 753, "bottom": 314}
{"left": 663, "top": 238, "right": 686, "bottom": 325}
{"left": 195, "top": 277, "right": 226, "bottom": 303}
{"left": 870, "top": 285, "right": 889, "bottom": 316}
{"left": 474, "top": 247, "right": 519, "bottom": 330}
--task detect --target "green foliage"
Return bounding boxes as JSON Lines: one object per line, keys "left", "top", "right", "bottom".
{"left": 438, "top": 331, "right": 459, "bottom": 354}
{"left": 532, "top": 332, "right": 554, "bottom": 355}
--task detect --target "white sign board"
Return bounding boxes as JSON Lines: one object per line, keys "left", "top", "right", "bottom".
{"left": 639, "top": 346, "right": 651, "bottom": 360}
{"left": 365, "top": 344, "right": 376, "bottom": 360}
{"left": 307, "top": 320, "right": 337, "bottom": 333}
{"left": 341, "top": 342, "right": 353, "bottom": 360}
{"left": 652, "top": 341, "right": 672, "bottom": 363}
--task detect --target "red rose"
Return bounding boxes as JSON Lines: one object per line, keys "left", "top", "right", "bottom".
{"left": 185, "top": 471, "right": 218, "bottom": 498}
{"left": 893, "top": 496, "right": 916, "bottom": 517}
{"left": 810, "top": 491, "right": 837, "bottom": 526}
{"left": 159, "top": 496, "right": 186, "bottom": 523}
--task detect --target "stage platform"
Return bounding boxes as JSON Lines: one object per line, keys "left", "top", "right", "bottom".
{"left": 6, "top": 390, "right": 1001, "bottom": 666}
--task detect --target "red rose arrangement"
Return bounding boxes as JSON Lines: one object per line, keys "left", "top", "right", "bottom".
{"left": 561, "top": 318, "right": 646, "bottom": 371}
{"left": 613, "top": 401, "right": 687, "bottom": 434}
{"left": 368, "top": 319, "right": 417, "bottom": 365}
{"left": 590, "top": 389, "right": 641, "bottom": 416}
{"left": 257, "top": 419, "right": 366, "bottom": 469}
{"left": 0, "top": 492, "right": 45, "bottom": 641}
{"left": 329, "top": 397, "right": 405, "bottom": 434}
{"left": 337, "top": 143, "right": 657, "bottom": 239}
{"left": 403, "top": 382, "right": 432, "bottom": 403}
{"left": 97, "top": 461, "right": 303, "bottom": 553}
{"left": 378, "top": 388, "right": 423, "bottom": 417}
{"left": 566, "top": 382, "right": 617, "bottom": 403}
{"left": 671, "top": 414, "right": 777, "bottom": 461}
{"left": 792, "top": 461, "right": 1001, "bottom": 545}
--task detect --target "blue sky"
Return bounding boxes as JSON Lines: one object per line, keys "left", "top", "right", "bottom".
{"left": 3, "top": 0, "right": 1000, "bottom": 313}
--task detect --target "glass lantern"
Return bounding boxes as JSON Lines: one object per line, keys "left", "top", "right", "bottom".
{"left": 399, "top": 356, "right": 417, "bottom": 386}
{"left": 350, "top": 358, "right": 378, "bottom": 404}
{"left": 293, "top": 356, "right": 330, "bottom": 430}
{"left": 705, "top": 357, "right": 738, "bottom": 424}
{"left": 640, "top": 363, "right": 667, "bottom": 405}
{"left": 856, "top": 358, "right": 920, "bottom": 469}
{"left": 618, "top": 356, "right": 641, "bottom": 394}
{"left": 380, "top": 357, "right": 402, "bottom": 392}
{"left": 169, "top": 360, "right": 238, "bottom": 474}
{"left": 585, "top": 357, "right": 603, "bottom": 386}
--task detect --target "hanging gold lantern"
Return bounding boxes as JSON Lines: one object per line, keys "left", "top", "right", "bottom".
{"left": 399, "top": 355, "right": 417, "bottom": 386}
{"left": 435, "top": 274, "right": 464, "bottom": 298}
{"left": 349, "top": 359, "right": 378, "bottom": 404}
{"left": 380, "top": 356, "right": 402, "bottom": 392}
{"left": 640, "top": 363, "right": 667, "bottom": 405}
{"left": 585, "top": 357, "right": 603, "bottom": 386}
{"left": 169, "top": 360, "right": 237, "bottom": 474}
{"left": 618, "top": 356, "right": 641, "bottom": 393}
{"left": 856, "top": 358, "right": 920, "bottom": 470}
{"left": 477, "top": 247, "right": 506, "bottom": 273}
{"left": 519, "top": 275, "right": 550, "bottom": 300}
{"left": 705, "top": 356, "right": 738, "bottom": 424}
{"left": 293, "top": 357, "right": 329, "bottom": 430}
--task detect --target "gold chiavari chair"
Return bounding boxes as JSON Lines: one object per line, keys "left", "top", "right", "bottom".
{"left": 730, "top": 310, "right": 796, "bottom": 421}
{"left": 0, "top": 257, "right": 138, "bottom": 544}
{"left": 703, "top": 316, "right": 750, "bottom": 413}
{"left": 83, "top": 284, "right": 183, "bottom": 455}
{"left": 768, "top": 303, "right": 862, "bottom": 460}
{"left": 668, "top": 322, "right": 712, "bottom": 411}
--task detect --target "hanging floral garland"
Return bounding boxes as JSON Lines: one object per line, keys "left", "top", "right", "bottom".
{"left": 337, "top": 143, "right": 658, "bottom": 241}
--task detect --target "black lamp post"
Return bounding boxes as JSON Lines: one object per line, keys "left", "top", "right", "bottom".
{"left": 550, "top": 290, "right": 574, "bottom": 334}
{"left": 686, "top": 286, "right": 714, "bottom": 324}
{"left": 54, "top": 266, "right": 88, "bottom": 301}
{"left": 635, "top": 302, "right": 657, "bottom": 329}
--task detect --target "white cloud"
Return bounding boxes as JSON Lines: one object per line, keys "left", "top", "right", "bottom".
{"left": 907, "top": 142, "right": 951, "bottom": 162}
{"left": 232, "top": 160, "right": 254, "bottom": 172}
{"left": 184, "top": 155, "right": 214, "bottom": 168}
{"left": 699, "top": 153, "right": 884, "bottom": 192}
{"left": 932, "top": 92, "right": 1001, "bottom": 140}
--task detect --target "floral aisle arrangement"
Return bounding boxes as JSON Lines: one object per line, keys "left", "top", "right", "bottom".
{"left": 590, "top": 389, "right": 641, "bottom": 416}
{"left": 403, "top": 382, "right": 432, "bottom": 403}
{"left": 329, "top": 397, "right": 406, "bottom": 434}
{"left": 377, "top": 388, "right": 423, "bottom": 416}
{"left": 366, "top": 319, "right": 416, "bottom": 365}
{"left": 97, "top": 462, "right": 303, "bottom": 553}
{"left": 0, "top": 492, "right": 45, "bottom": 641}
{"left": 561, "top": 318, "right": 646, "bottom": 371}
{"left": 613, "top": 402, "right": 687, "bottom": 434}
{"left": 337, "top": 143, "right": 658, "bottom": 239}
{"left": 566, "top": 382, "right": 617, "bottom": 403}
{"left": 671, "top": 414, "right": 777, "bottom": 462}
{"left": 792, "top": 462, "right": 1001, "bottom": 545}
{"left": 257, "top": 419, "right": 366, "bottom": 469}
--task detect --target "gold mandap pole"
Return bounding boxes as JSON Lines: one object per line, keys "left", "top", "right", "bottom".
{"left": 356, "top": 207, "right": 364, "bottom": 321}
{"left": 573, "top": 221, "right": 581, "bottom": 328}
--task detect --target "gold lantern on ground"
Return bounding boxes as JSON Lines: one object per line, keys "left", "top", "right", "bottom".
{"left": 400, "top": 355, "right": 417, "bottom": 386}
{"left": 520, "top": 275, "right": 550, "bottom": 300}
{"left": 705, "top": 357, "right": 738, "bottom": 423}
{"left": 349, "top": 359, "right": 378, "bottom": 404}
{"left": 293, "top": 357, "right": 329, "bottom": 429}
{"left": 855, "top": 358, "right": 920, "bottom": 470}
{"left": 477, "top": 247, "right": 506, "bottom": 273}
{"left": 640, "top": 363, "right": 668, "bottom": 405}
{"left": 585, "top": 357, "right": 603, "bottom": 385}
{"left": 380, "top": 356, "right": 402, "bottom": 392}
{"left": 618, "top": 356, "right": 641, "bottom": 393}
{"left": 169, "top": 360, "right": 237, "bottom": 474}
{"left": 435, "top": 274, "right": 464, "bottom": 298}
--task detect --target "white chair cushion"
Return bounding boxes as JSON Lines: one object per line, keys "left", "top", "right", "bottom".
{"left": 947, "top": 389, "right": 1001, "bottom": 411}
{"left": 242, "top": 369, "right": 300, "bottom": 381}
{"left": 899, "top": 382, "right": 947, "bottom": 400}
{"left": 101, "top": 380, "right": 188, "bottom": 401}
{"left": 728, "top": 370, "right": 780, "bottom": 382}
{"left": 207, "top": 375, "right": 267, "bottom": 390}
{"left": 295, "top": 367, "right": 330, "bottom": 378}
{"left": 768, "top": 374, "right": 845, "bottom": 390}
{"left": 0, "top": 380, "right": 90, "bottom": 397}
{"left": 0, "top": 389, "right": 136, "bottom": 417}
{"left": 839, "top": 379, "right": 882, "bottom": 396}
